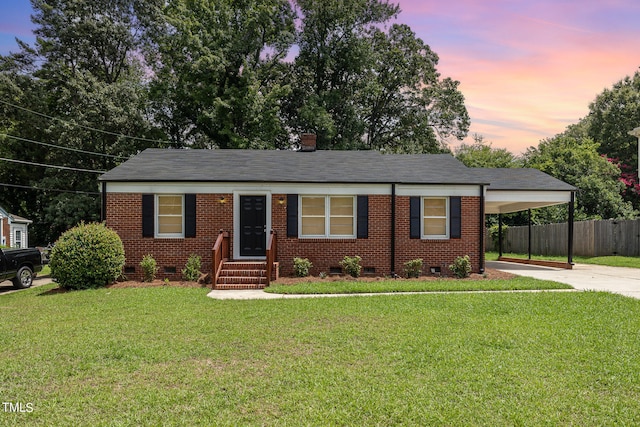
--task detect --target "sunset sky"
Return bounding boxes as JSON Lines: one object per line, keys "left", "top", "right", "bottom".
{"left": 1, "top": 1, "right": 639, "bottom": 154}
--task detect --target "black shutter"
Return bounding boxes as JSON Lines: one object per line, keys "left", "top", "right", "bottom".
{"left": 357, "top": 195, "right": 368, "bottom": 239}
{"left": 287, "top": 194, "right": 298, "bottom": 237}
{"left": 410, "top": 196, "right": 420, "bottom": 239}
{"left": 185, "top": 194, "right": 196, "bottom": 238}
{"left": 450, "top": 196, "right": 462, "bottom": 239}
{"left": 142, "top": 194, "right": 154, "bottom": 237}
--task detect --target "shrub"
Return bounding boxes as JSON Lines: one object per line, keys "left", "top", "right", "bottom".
{"left": 403, "top": 258, "right": 423, "bottom": 278}
{"left": 293, "top": 257, "right": 313, "bottom": 277}
{"left": 340, "top": 255, "right": 362, "bottom": 278}
{"left": 50, "top": 222, "right": 125, "bottom": 290}
{"left": 140, "top": 254, "right": 158, "bottom": 282}
{"left": 449, "top": 255, "right": 472, "bottom": 279}
{"left": 182, "top": 254, "right": 202, "bottom": 282}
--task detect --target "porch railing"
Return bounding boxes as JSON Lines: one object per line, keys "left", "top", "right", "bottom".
{"left": 212, "top": 229, "right": 230, "bottom": 286}
{"left": 265, "top": 229, "right": 277, "bottom": 286}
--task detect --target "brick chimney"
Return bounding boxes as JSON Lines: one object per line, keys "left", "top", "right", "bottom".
{"left": 300, "top": 133, "right": 317, "bottom": 152}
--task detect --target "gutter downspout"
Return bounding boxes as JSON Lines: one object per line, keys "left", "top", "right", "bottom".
{"left": 391, "top": 183, "right": 396, "bottom": 276}
{"left": 479, "top": 185, "right": 485, "bottom": 273}
{"left": 101, "top": 182, "right": 107, "bottom": 222}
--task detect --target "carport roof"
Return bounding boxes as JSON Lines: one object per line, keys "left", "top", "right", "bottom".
{"left": 474, "top": 168, "right": 576, "bottom": 214}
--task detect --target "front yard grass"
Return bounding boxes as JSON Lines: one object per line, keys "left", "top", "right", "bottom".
{"left": 2, "top": 285, "right": 640, "bottom": 425}
{"left": 487, "top": 251, "right": 640, "bottom": 268}
{"left": 265, "top": 276, "right": 572, "bottom": 294}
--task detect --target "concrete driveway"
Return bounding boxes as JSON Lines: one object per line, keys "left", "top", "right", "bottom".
{"left": 488, "top": 261, "right": 640, "bottom": 299}
{"left": 0, "top": 275, "right": 53, "bottom": 295}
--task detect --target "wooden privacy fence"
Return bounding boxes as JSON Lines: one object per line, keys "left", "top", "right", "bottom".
{"left": 486, "top": 219, "right": 640, "bottom": 257}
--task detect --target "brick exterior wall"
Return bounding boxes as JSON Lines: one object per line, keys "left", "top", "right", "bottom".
{"left": 106, "top": 192, "right": 483, "bottom": 281}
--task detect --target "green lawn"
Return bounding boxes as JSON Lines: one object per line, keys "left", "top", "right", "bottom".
{"left": 487, "top": 251, "right": 640, "bottom": 268}
{"left": 266, "top": 276, "right": 572, "bottom": 294}
{"left": 1, "top": 285, "right": 640, "bottom": 425}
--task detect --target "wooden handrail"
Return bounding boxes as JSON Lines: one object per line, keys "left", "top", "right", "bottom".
{"left": 265, "top": 229, "right": 277, "bottom": 286}
{"left": 212, "top": 230, "right": 230, "bottom": 287}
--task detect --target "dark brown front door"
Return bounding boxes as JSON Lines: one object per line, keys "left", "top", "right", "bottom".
{"left": 239, "top": 195, "right": 266, "bottom": 257}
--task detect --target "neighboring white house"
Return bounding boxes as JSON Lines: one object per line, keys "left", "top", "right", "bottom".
{"left": 0, "top": 206, "right": 32, "bottom": 248}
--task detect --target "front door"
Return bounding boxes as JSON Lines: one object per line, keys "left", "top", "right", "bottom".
{"left": 239, "top": 195, "right": 267, "bottom": 257}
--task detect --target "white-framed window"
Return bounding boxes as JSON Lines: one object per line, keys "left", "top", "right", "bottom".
{"left": 300, "top": 195, "right": 356, "bottom": 238}
{"left": 156, "top": 194, "right": 184, "bottom": 237}
{"left": 14, "top": 230, "right": 22, "bottom": 248}
{"left": 423, "top": 197, "right": 449, "bottom": 239}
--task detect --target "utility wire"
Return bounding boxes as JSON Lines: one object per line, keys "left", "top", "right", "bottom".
{"left": 0, "top": 182, "right": 100, "bottom": 195}
{"left": 0, "top": 99, "right": 171, "bottom": 145}
{"left": 0, "top": 133, "right": 127, "bottom": 160}
{"left": 0, "top": 157, "right": 105, "bottom": 174}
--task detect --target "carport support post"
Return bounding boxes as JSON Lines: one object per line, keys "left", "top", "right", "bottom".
{"left": 498, "top": 214, "right": 503, "bottom": 257}
{"left": 568, "top": 192, "right": 575, "bottom": 265}
{"left": 528, "top": 209, "right": 532, "bottom": 260}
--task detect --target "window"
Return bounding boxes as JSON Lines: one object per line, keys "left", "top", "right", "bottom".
{"left": 14, "top": 230, "right": 22, "bottom": 248}
{"left": 156, "top": 195, "right": 184, "bottom": 237}
{"left": 423, "top": 197, "right": 448, "bottom": 239}
{"left": 300, "top": 196, "right": 355, "bottom": 238}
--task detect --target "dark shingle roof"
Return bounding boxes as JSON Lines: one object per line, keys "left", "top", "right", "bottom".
{"left": 473, "top": 168, "right": 576, "bottom": 191}
{"left": 100, "top": 149, "right": 575, "bottom": 192}
{"left": 99, "top": 149, "right": 486, "bottom": 185}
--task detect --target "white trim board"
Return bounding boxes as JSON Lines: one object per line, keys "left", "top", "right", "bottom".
{"left": 105, "top": 182, "right": 482, "bottom": 197}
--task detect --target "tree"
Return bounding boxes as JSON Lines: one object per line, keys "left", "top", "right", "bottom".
{"left": 147, "top": 0, "right": 296, "bottom": 149}
{"left": 0, "top": 0, "right": 160, "bottom": 244}
{"left": 454, "top": 134, "right": 519, "bottom": 168}
{"left": 287, "top": 0, "right": 469, "bottom": 152}
{"left": 585, "top": 70, "right": 640, "bottom": 209}
{"left": 361, "top": 24, "right": 469, "bottom": 153}
{"left": 523, "top": 135, "right": 636, "bottom": 222}
{"left": 286, "top": 0, "right": 400, "bottom": 149}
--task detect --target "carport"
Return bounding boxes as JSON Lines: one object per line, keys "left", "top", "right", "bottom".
{"left": 477, "top": 168, "right": 577, "bottom": 268}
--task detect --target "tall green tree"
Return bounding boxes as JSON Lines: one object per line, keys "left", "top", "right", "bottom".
{"left": 287, "top": 0, "right": 400, "bottom": 149}
{"left": 0, "top": 0, "right": 160, "bottom": 244}
{"left": 287, "top": 1, "right": 468, "bottom": 152}
{"left": 584, "top": 70, "right": 640, "bottom": 209}
{"left": 361, "top": 24, "right": 469, "bottom": 153}
{"left": 147, "top": 0, "right": 296, "bottom": 149}
{"left": 523, "top": 135, "right": 636, "bottom": 222}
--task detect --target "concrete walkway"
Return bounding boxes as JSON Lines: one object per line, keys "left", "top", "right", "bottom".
{"left": 206, "top": 287, "right": 575, "bottom": 300}
{"left": 487, "top": 261, "right": 640, "bottom": 299}
{"left": 207, "top": 261, "right": 640, "bottom": 300}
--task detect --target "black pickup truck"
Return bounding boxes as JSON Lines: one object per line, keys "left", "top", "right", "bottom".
{"left": 0, "top": 248, "right": 44, "bottom": 289}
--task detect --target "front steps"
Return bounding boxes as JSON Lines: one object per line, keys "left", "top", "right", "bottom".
{"left": 215, "top": 261, "right": 277, "bottom": 290}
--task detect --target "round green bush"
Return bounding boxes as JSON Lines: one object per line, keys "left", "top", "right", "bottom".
{"left": 50, "top": 222, "right": 125, "bottom": 290}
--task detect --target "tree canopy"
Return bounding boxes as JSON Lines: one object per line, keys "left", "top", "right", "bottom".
{"left": 523, "top": 135, "right": 636, "bottom": 222}
{"left": 454, "top": 134, "right": 519, "bottom": 168}
{"left": 0, "top": 0, "right": 470, "bottom": 244}
{"left": 584, "top": 70, "right": 640, "bottom": 209}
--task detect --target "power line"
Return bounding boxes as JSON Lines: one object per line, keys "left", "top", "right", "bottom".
{"left": 0, "top": 157, "right": 105, "bottom": 173}
{"left": 0, "top": 99, "right": 171, "bottom": 145}
{"left": 0, "top": 133, "right": 127, "bottom": 159}
{"left": 0, "top": 182, "right": 100, "bottom": 195}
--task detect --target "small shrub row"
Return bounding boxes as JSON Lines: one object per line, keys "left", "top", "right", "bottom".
{"left": 140, "top": 253, "right": 202, "bottom": 282}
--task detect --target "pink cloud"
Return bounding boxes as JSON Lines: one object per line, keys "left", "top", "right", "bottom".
{"left": 394, "top": 0, "right": 640, "bottom": 153}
